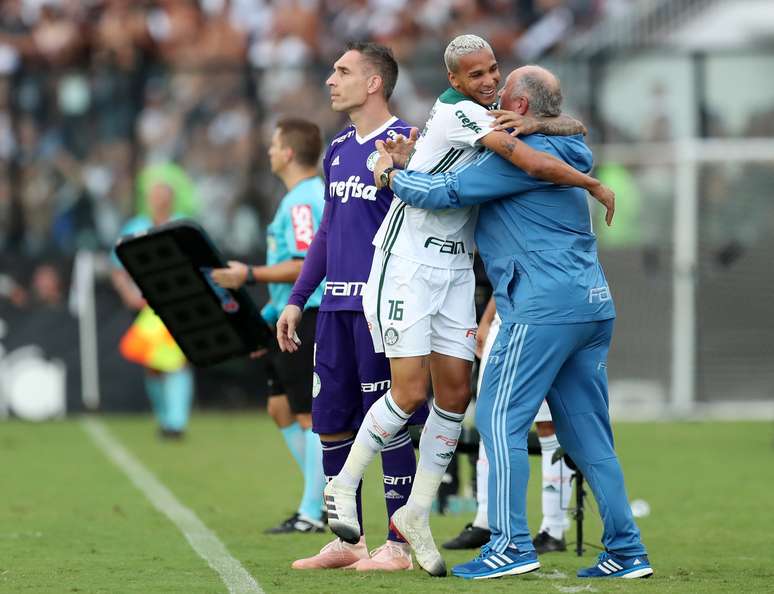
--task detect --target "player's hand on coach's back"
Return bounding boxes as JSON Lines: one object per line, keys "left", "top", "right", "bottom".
{"left": 211, "top": 261, "right": 249, "bottom": 289}
{"left": 277, "top": 304, "right": 303, "bottom": 353}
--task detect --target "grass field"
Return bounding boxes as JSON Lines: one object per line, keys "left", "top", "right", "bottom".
{"left": 2, "top": 414, "right": 773, "bottom": 593}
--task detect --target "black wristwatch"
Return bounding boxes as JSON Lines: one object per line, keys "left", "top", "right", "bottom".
{"left": 379, "top": 166, "right": 396, "bottom": 189}
{"left": 245, "top": 266, "right": 257, "bottom": 286}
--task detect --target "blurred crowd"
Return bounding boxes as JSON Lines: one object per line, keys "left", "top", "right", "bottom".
{"left": 0, "top": 0, "right": 613, "bottom": 258}
{"left": 0, "top": 0, "right": 772, "bottom": 263}
{"left": 0, "top": 0, "right": 609, "bottom": 72}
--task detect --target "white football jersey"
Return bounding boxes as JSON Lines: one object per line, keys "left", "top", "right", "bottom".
{"left": 372, "top": 88, "right": 493, "bottom": 269}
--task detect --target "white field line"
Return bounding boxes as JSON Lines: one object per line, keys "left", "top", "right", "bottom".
{"left": 81, "top": 417, "right": 263, "bottom": 594}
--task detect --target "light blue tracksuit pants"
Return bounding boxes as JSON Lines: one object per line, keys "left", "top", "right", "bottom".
{"left": 476, "top": 319, "right": 647, "bottom": 557}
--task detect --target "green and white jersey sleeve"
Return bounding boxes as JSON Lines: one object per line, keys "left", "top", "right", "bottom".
{"left": 372, "top": 88, "right": 491, "bottom": 270}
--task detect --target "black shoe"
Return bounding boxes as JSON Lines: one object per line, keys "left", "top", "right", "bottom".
{"left": 532, "top": 530, "right": 567, "bottom": 554}
{"left": 159, "top": 428, "right": 184, "bottom": 440}
{"left": 442, "top": 523, "right": 491, "bottom": 550}
{"left": 264, "top": 513, "right": 325, "bottom": 534}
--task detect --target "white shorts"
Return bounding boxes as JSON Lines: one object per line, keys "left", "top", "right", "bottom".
{"left": 363, "top": 250, "right": 477, "bottom": 361}
{"left": 476, "top": 313, "right": 552, "bottom": 423}
{"left": 534, "top": 399, "right": 552, "bottom": 423}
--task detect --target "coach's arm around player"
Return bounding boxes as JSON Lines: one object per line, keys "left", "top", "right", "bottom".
{"left": 377, "top": 67, "right": 614, "bottom": 225}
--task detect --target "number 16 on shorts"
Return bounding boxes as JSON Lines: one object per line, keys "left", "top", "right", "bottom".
{"left": 388, "top": 299, "right": 404, "bottom": 321}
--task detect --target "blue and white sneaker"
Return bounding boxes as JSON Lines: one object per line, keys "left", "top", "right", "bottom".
{"left": 451, "top": 544, "right": 540, "bottom": 580}
{"left": 577, "top": 551, "right": 653, "bottom": 579}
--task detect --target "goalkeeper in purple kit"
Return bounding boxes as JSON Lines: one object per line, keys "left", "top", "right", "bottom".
{"left": 276, "top": 42, "right": 427, "bottom": 571}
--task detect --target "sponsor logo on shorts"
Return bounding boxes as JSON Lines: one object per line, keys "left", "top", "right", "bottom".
{"left": 290, "top": 204, "right": 315, "bottom": 250}
{"left": 312, "top": 372, "right": 321, "bottom": 398}
{"left": 454, "top": 110, "right": 483, "bottom": 134}
{"left": 361, "top": 379, "right": 391, "bottom": 393}
{"left": 384, "top": 327, "right": 400, "bottom": 346}
{"left": 588, "top": 286, "right": 611, "bottom": 303}
{"left": 384, "top": 475, "right": 413, "bottom": 486}
{"left": 597, "top": 361, "right": 608, "bottom": 371}
{"left": 436, "top": 451, "right": 455, "bottom": 460}
{"left": 424, "top": 236, "right": 466, "bottom": 254}
{"left": 466, "top": 328, "right": 476, "bottom": 339}
{"left": 324, "top": 281, "right": 366, "bottom": 297}
{"left": 366, "top": 150, "right": 380, "bottom": 172}
{"left": 384, "top": 489, "right": 404, "bottom": 499}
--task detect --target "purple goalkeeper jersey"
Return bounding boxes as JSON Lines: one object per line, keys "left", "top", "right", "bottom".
{"left": 320, "top": 116, "right": 413, "bottom": 312}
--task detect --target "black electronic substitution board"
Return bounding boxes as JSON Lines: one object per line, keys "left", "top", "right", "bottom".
{"left": 115, "top": 219, "right": 274, "bottom": 366}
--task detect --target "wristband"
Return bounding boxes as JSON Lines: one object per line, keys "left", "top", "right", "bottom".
{"left": 245, "top": 266, "right": 257, "bottom": 286}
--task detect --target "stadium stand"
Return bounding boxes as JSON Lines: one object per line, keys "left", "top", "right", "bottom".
{"left": 0, "top": 0, "right": 773, "bottom": 416}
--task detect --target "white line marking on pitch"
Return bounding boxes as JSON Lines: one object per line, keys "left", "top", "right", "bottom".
{"left": 81, "top": 417, "right": 263, "bottom": 594}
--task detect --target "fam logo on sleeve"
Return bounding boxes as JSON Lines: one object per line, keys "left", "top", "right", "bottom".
{"left": 291, "top": 204, "right": 315, "bottom": 250}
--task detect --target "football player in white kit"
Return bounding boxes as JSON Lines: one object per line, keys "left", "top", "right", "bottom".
{"left": 323, "top": 35, "right": 615, "bottom": 576}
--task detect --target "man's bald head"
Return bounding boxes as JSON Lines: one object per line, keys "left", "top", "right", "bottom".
{"left": 501, "top": 65, "right": 562, "bottom": 117}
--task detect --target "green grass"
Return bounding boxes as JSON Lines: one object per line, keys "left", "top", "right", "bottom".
{"left": 2, "top": 415, "right": 773, "bottom": 593}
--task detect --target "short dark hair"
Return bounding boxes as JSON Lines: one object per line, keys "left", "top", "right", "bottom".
{"left": 276, "top": 118, "right": 323, "bottom": 168}
{"left": 346, "top": 41, "right": 399, "bottom": 100}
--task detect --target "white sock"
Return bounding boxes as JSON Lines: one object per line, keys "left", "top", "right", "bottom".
{"left": 337, "top": 390, "right": 410, "bottom": 489}
{"left": 538, "top": 433, "right": 574, "bottom": 539}
{"left": 407, "top": 402, "right": 464, "bottom": 519}
{"left": 473, "top": 440, "right": 489, "bottom": 530}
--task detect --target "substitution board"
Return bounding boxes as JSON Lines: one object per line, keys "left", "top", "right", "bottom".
{"left": 115, "top": 220, "right": 273, "bottom": 366}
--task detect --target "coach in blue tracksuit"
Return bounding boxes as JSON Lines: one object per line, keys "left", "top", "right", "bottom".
{"left": 375, "top": 66, "right": 652, "bottom": 580}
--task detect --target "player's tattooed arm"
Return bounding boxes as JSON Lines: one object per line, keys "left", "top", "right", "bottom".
{"left": 489, "top": 110, "right": 587, "bottom": 137}
{"left": 480, "top": 130, "right": 615, "bottom": 225}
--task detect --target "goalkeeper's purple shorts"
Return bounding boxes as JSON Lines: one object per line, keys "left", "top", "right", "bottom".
{"left": 311, "top": 310, "right": 428, "bottom": 434}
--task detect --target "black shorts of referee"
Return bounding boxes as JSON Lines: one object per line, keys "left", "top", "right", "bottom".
{"left": 265, "top": 307, "right": 318, "bottom": 415}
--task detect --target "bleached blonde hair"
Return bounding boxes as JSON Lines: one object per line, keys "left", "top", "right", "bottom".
{"left": 444, "top": 35, "right": 493, "bottom": 73}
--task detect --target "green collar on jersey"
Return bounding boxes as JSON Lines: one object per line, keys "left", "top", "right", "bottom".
{"left": 439, "top": 87, "right": 469, "bottom": 104}
{"left": 439, "top": 87, "right": 496, "bottom": 110}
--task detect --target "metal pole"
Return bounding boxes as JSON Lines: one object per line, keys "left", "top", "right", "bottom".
{"left": 671, "top": 140, "right": 698, "bottom": 414}
{"left": 73, "top": 250, "right": 101, "bottom": 410}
